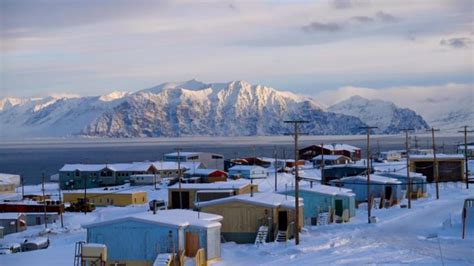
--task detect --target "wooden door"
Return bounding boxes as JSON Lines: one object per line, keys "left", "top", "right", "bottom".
{"left": 185, "top": 231, "right": 200, "bottom": 257}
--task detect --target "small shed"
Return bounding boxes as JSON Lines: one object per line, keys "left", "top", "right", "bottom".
{"left": 25, "top": 213, "right": 59, "bottom": 226}
{"left": 228, "top": 165, "right": 267, "bottom": 179}
{"left": 198, "top": 192, "right": 304, "bottom": 244}
{"left": 311, "top": 155, "right": 352, "bottom": 167}
{"left": 330, "top": 175, "right": 403, "bottom": 206}
{"left": 409, "top": 154, "right": 465, "bottom": 183}
{"left": 0, "top": 213, "right": 27, "bottom": 235}
{"left": 84, "top": 209, "right": 222, "bottom": 265}
{"left": 281, "top": 184, "right": 356, "bottom": 223}
{"left": 167, "top": 181, "right": 256, "bottom": 209}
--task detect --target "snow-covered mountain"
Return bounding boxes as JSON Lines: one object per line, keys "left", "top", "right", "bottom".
{"left": 328, "top": 96, "right": 429, "bottom": 134}
{"left": 83, "top": 80, "right": 366, "bottom": 137}
{"left": 0, "top": 80, "right": 432, "bottom": 139}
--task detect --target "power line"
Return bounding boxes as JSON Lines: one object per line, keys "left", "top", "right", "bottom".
{"left": 359, "top": 126, "right": 378, "bottom": 224}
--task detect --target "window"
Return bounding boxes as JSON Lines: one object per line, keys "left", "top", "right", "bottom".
{"left": 75, "top": 170, "right": 80, "bottom": 177}
{"left": 212, "top": 155, "right": 223, "bottom": 159}
{"left": 188, "top": 156, "right": 199, "bottom": 160}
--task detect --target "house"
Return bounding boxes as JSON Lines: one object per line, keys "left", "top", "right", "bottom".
{"left": 311, "top": 154, "right": 352, "bottom": 167}
{"left": 379, "top": 171, "right": 428, "bottom": 199}
{"left": 330, "top": 175, "right": 403, "bottom": 206}
{"left": 228, "top": 165, "right": 267, "bottom": 179}
{"left": 299, "top": 144, "right": 362, "bottom": 161}
{"left": 130, "top": 174, "right": 160, "bottom": 186}
{"left": 167, "top": 181, "right": 256, "bottom": 209}
{"left": 377, "top": 151, "right": 402, "bottom": 162}
{"left": 409, "top": 154, "right": 465, "bottom": 183}
{"left": 63, "top": 188, "right": 147, "bottom": 207}
{"left": 83, "top": 209, "right": 223, "bottom": 265}
{"left": 457, "top": 143, "right": 474, "bottom": 158}
{"left": 321, "top": 165, "right": 373, "bottom": 183}
{"left": 0, "top": 173, "right": 20, "bottom": 194}
{"left": 59, "top": 161, "right": 185, "bottom": 189}
{"left": 184, "top": 169, "right": 228, "bottom": 183}
{"left": 198, "top": 192, "right": 304, "bottom": 244}
{"left": 280, "top": 184, "right": 356, "bottom": 224}
{"left": 25, "top": 213, "right": 59, "bottom": 226}
{"left": 0, "top": 213, "right": 27, "bottom": 235}
{"left": 164, "top": 152, "right": 224, "bottom": 169}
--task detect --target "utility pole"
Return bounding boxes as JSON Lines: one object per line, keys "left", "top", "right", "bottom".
{"left": 402, "top": 128, "right": 414, "bottom": 209}
{"left": 42, "top": 173, "right": 48, "bottom": 229}
{"left": 284, "top": 120, "right": 309, "bottom": 245}
{"left": 274, "top": 146, "right": 278, "bottom": 192}
{"left": 414, "top": 136, "right": 419, "bottom": 150}
{"left": 427, "top": 128, "right": 441, "bottom": 199}
{"left": 458, "top": 126, "right": 473, "bottom": 189}
{"left": 176, "top": 148, "right": 183, "bottom": 209}
{"left": 359, "top": 126, "right": 378, "bottom": 224}
{"left": 84, "top": 173, "right": 88, "bottom": 215}
{"left": 21, "top": 175, "right": 25, "bottom": 200}
{"left": 58, "top": 187, "right": 64, "bottom": 228}
{"left": 320, "top": 143, "right": 325, "bottom": 185}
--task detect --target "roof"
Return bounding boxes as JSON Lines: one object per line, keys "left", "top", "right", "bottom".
{"left": 60, "top": 161, "right": 185, "bottom": 172}
{"left": 298, "top": 184, "right": 355, "bottom": 197}
{"left": 338, "top": 175, "right": 402, "bottom": 184}
{"left": 304, "top": 144, "right": 360, "bottom": 152}
{"left": 169, "top": 181, "right": 249, "bottom": 190}
{"left": 228, "top": 165, "right": 267, "bottom": 171}
{"left": 0, "top": 213, "right": 24, "bottom": 220}
{"left": 311, "top": 155, "right": 350, "bottom": 161}
{"left": 410, "top": 154, "right": 465, "bottom": 160}
{"left": 197, "top": 192, "right": 303, "bottom": 209}
{"left": 83, "top": 209, "right": 222, "bottom": 229}
{"left": 63, "top": 186, "right": 146, "bottom": 195}
{"left": 378, "top": 171, "right": 427, "bottom": 180}
{"left": 185, "top": 168, "right": 225, "bottom": 176}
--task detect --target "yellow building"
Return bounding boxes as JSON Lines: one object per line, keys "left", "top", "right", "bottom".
{"left": 63, "top": 189, "right": 147, "bottom": 207}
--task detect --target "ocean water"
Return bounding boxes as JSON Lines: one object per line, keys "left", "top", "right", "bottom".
{"left": 0, "top": 135, "right": 463, "bottom": 185}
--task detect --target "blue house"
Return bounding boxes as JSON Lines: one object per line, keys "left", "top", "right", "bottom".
{"left": 83, "top": 209, "right": 222, "bottom": 265}
{"left": 379, "top": 171, "right": 427, "bottom": 199}
{"left": 281, "top": 184, "right": 356, "bottom": 223}
{"left": 329, "top": 175, "right": 403, "bottom": 206}
{"left": 228, "top": 165, "right": 267, "bottom": 179}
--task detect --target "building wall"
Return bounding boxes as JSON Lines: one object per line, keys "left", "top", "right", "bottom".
{"left": 64, "top": 192, "right": 147, "bottom": 207}
{"left": 0, "top": 215, "right": 27, "bottom": 235}
{"left": 25, "top": 213, "right": 58, "bottom": 226}
{"left": 0, "top": 183, "right": 16, "bottom": 194}
{"left": 410, "top": 159, "right": 464, "bottom": 183}
{"left": 87, "top": 220, "right": 181, "bottom": 262}
{"left": 286, "top": 190, "right": 355, "bottom": 219}
{"left": 338, "top": 182, "right": 402, "bottom": 203}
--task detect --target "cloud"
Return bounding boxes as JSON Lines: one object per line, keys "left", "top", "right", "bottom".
{"left": 440, "top": 37, "right": 473, "bottom": 48}
{"left": 301, "top": 22, "right": 342, "bottom": 33}
{"left": 375, "top": 11, "right": 398, "bottom": 22}
{"left": 332, "top": 0, "right": 353, "bottom": 9}
{"left": 351, "top": 16, "right": 374, "bottom": 23}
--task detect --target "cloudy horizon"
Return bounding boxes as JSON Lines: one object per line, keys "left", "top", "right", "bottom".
{"left": 1, "top": 0, "right": 473, "bottom": 99}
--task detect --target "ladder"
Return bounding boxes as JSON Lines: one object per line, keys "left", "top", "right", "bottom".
{"left": 275, "top": 230, "right": 287, "bottom": 243}
{"left": 254, "top": 226, "right": 269, "bottom": 246}
{"left": 74, "top": 241, "right": 84, "bottom": 266}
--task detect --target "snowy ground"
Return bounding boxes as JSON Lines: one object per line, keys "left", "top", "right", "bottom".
{"left": 1, "top": 161, "right": 473, "bottom": 265}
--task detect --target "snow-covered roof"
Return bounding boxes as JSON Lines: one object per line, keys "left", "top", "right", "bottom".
{"left": 0, "top": 213, "right": 23, "bottom": 220}
{"left": 83, "top": 209, "right": 222, "bottom": 229}
{"left": 410, "top": 154, "right": 465, "bottom": 160}
{"left": 185, "top": 168, "right": 225, "bottom": 176}
{"left": 298, "top": 184, "right": 355, "bottom": 197}
{"left": 60, "top": 161, "right": 184, "bottom": 172}
{"left": 169, "top": 181, "right": 249, "bottom": 190}
{"left": 339, "top": 175, "right": 402, "bottom": 184}
{"left": 311, "top": 144, "right": 360, "bottom": 152}
{"left": 311, "top": 155, "right": 349, "bottom": 161}
{"left": 228, "top": 165, "right": 266, "bottom": 171}
{"left": 197, "top": 192, "right": 303, "bottom": 209}
{"left": 64, "top": 186, "right": 146, "bottom": 195}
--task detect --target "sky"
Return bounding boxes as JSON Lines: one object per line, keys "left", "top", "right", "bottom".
{"left": 0, "top": 0, "right": 473, "bottom": 98}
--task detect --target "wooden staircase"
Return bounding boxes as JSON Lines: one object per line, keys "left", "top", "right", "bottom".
{"left": 275, "top": 230, "right": 287, "bottom": 243}
{"left": 254, "top": 226, "right": 269, "bottom": 246}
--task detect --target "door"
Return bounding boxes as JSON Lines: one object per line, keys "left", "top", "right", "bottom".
{"left": 278, "top": 211, "right": 288, "bottom": 231}
{"left": 335, "top": 199, "right": 343, "bottom": 217}
{"left": 172, "top": 191, "right": 190, "bottom": 209}
{"left": 385, "top": 186, "right": 392, "bottom": 200}
{"left": 185, "top": 231, "right": 200, "bottom": 257}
